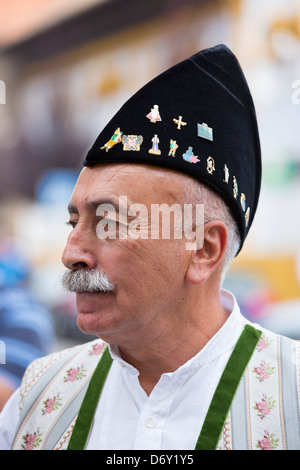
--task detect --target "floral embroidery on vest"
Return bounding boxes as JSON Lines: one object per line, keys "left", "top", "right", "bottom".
{"left": 254, "top": 394, "right": 276, "bottom": 420}
{"left": 89, "top": 343, "right": 105, "bottom": 356}
{"left": 41, "top": 394, "right": 62, "bottom": 415}
{"left": 21, "top": 429, "right": 43, "bottom": 450}
{"left": 64, "top": 365, "right": 86, "bottom": 382}
{"left": 253, "top": 360, "right": 275, "bottom": 382}
{"left": 257, "top": 334, "right": 273, "bottom": 352}
{"left": 256, "top": 430, "right": 279, "bottom": 450}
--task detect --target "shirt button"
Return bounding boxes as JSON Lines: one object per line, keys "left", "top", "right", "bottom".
{"left": 145, "top": 417, "right": 157, "bottom": 428}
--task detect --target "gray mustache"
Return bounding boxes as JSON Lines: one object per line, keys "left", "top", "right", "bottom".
{"left": 61, "top": 268, "right": 115, "bottom": 293}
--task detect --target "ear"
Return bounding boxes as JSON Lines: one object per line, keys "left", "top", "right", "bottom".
{"left": 185, "top": 221, "right": 228, "bottom": 285}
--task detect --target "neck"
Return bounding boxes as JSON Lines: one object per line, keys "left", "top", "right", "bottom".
{"left": 118, "top": 288, "right": 230, "bottom": 395}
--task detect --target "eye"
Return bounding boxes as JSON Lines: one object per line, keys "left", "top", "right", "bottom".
{"left": 66, "top": 220, "right": 78, "bottom": 229}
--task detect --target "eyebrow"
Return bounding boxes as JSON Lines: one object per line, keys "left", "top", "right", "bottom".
{"left": 67, "top": 198, "right": 127, "bottom": 215}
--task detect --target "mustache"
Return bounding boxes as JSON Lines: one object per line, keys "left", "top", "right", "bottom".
{"left": 61, "top": 268, "right": 115, "bottom": 293}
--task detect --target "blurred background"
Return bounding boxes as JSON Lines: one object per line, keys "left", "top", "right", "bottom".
{"left": 0, "top": 0, "right": 300, "bottom": 406}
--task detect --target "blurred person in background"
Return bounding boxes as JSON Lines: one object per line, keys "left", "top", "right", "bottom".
{"left": 0, "top": 236, "right": 55, "bottom": 411}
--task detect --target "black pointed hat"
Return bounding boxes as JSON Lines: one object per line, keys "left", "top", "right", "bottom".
{"left": 84, "top": 44, "right": 261, "bottom": 253}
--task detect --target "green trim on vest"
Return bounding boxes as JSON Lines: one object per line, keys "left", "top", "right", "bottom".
{"left": 67, "top": 324, "right": 262, "bottom": 450}
{"left": 67, "top": 347, "right": 113, "bottom": 450}
{"left": 195, "top": 324, "right": 262, "bottom": 450}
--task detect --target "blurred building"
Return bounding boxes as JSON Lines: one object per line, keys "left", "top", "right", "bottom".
{"left": 0, "top": 0, "right": 300, "bottom": 338}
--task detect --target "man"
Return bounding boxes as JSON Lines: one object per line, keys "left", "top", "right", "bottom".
{"left": 0, "top": 44, "right": 299, "bottom": 451}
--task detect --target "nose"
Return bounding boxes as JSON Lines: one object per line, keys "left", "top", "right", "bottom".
{"left": 62, "top": 227, "right": 97, "bottom": 271}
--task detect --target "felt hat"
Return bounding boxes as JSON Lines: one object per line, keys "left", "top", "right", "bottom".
{"left": 83, "top": 44, "right": 261, "bottom": 253}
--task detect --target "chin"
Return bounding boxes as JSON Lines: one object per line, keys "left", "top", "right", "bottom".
{"left": 75, "top": 292, "right": 114, "bottom": 333}
{"left": 76, "top": 311, "right": 103, "bottom": 337}
{"left": 76, "top": 308, "right": 120, "bottom": 342}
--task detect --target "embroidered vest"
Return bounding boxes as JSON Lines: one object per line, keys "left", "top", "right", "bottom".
{"left": 11, "top": 325, "right": 300, "bottom": 450}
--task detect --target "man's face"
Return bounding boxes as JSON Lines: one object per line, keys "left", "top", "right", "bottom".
{"left": 62, "top": 163, "right": 191, "bottom": 348}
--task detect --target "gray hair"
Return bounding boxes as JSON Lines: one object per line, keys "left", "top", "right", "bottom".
{"left": 177, "top": 177, "right": 240, "bottom": 284}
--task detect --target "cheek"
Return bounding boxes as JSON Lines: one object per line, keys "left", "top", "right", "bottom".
{"left": 98, "top": 237, "right": 189, "bottom": 291}
{"left": 108, "top": 239, "right": 187, "bottom": 298}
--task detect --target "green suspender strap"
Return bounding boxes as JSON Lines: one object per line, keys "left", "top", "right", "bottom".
{"left": 68, "top": 324, "right": 261, "bottom": 450}
{"left": 195, "top": 324, "right": 262, "bottom": 450}
{"left": 67, "top": 347, "right": 113, "bottom": 450}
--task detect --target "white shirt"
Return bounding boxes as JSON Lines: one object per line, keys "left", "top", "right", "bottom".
{"left": 0, "top": 290, "right": 245, "bottom": 450}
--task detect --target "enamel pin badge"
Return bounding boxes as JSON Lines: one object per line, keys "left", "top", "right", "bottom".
{"left": 233, "top": 176, "right": 238, "bottom": 199}
{"left": 168, "top": 140, "right": 178, "bottom": 157}
{"left": 245, "top": 207, "right": 250, "bottom": 227}
{"left": 149, "top": 135, "right": 161, "bottom": 155}
{"left": 122, "top": 135, "right": 143, "bottom": 151}
{"left": 223, "top": 164, "right": 230, "bottom": 183}
{"left": 100, "top": 128, "right": 123, "bottom": 152}
{"left": 197, "top": 123, "right": 213, "bottom": 141}
{"left": 183, "top": 147, "right": 200, "bottom": 163}
{"left": 146, "top": 105, "right": 162, "bottom": 123}
{"left": 173, "top": 116, "right": 187, "bottom": 130}
{"left": 240, "top": 193, "right": 246, "bottom": 211}
{"left": 207, "top": 156, "right": 215, "bottom": 174}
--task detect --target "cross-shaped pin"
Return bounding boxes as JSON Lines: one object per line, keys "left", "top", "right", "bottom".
{"left": 173, "top": 115, "right": 187, "bottom": 130}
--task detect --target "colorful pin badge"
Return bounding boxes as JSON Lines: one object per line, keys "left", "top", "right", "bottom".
{"left": 240, "top": 193, "right": 246, "bottom": 212}
{"left": 223, "top": 164, "right": 230, "bottom": 183}
{"left": 146, "top": 105, "right": 162, "bottom": 123}
{"left": 233, "top": 176, "right": 238, "bottom": 199}
{"left": 122, "top": 135, "right": 143, "bottom": 151}
{"left": 173, "top": 116, "right": 187, "bottom": 130}
{"left": 245, "top": 207, "right": 250, "bottom": 227}
{"left": 206, "top": 156, "right": 215, "bottom": 174}
{"left": 183, "top": 147, "right": 199, "bottom": 164}
{"left": 168, "top": 139, "right": 178, "bottom": 157}
{"left": 148, "top": 135, "right": 161, "bottom": 155}
{"left": 197, "top": 123, "right": 213, "bottom": 141}
{"left": 100, "top": 127, "right": 123, "bottom": 152}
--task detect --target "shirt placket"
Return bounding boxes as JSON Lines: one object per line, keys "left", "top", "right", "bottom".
{"left": 133, "top": 372, "right": 187, "bottom": 450}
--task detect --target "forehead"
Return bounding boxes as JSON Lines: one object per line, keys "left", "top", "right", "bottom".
{"left": 70, "top": 163, "right": 186, "bottom": 208}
